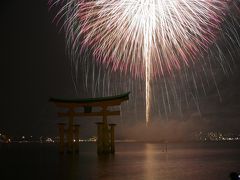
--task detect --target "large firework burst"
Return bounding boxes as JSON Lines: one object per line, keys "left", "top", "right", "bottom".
{"left": 49, "top": 0, "right": 240, "bottom": 126}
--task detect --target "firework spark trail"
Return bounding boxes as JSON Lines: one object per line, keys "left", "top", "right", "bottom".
{"left": 49, "top": 0, "right": 240, "bottom": 125}
{"left": 141, "top": 0, "right": 156, "bottom": 126}
{"left": 145, "top": 55, "right": 151, "bottom": 126}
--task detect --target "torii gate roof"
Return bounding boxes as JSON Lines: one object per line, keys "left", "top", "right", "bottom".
{"left": 49, "top": 92, "right": 130, "bottom": 107}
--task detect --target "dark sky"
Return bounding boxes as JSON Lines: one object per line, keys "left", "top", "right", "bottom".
{"left": 1, "top": 0, "right": 240, "bottom": 139}
{"left": 2, "top": 0, "right": 76, "bottom": 137}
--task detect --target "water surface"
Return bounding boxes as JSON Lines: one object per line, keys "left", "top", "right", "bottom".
{"left": 0, "top": 142, "right": 239, "bottom": 180}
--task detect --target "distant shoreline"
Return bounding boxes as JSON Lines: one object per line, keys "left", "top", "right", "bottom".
{"left": 1, "top": 139, "right": 240, "bottom": 145}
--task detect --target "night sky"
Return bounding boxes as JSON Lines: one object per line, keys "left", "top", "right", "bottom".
{"left": 2, "top": 0, "right": 75, "bottom": 137}
{"left": 1, "top": 0, "right": 240, "bottom": 140}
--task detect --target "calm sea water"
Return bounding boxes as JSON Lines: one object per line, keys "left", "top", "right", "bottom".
{"left": 0, "top": 142, "right": 239, "bottom": 180}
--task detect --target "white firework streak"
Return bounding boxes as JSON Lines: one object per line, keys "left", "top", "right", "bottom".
{"left": 49, "top": 0, "right": 240, "bottom": 125}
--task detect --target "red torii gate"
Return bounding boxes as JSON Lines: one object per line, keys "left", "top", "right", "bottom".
{"left": 50, "top": 92, "right": 130, "bottom": 154}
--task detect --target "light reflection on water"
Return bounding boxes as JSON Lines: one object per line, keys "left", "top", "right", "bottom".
{"left": 0, "top": 142, "right": 240, "bottom": 180}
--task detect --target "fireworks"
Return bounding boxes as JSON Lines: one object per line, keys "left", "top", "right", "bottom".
{"left": 49, "top": 0, "right": 240, "bottom": 126}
